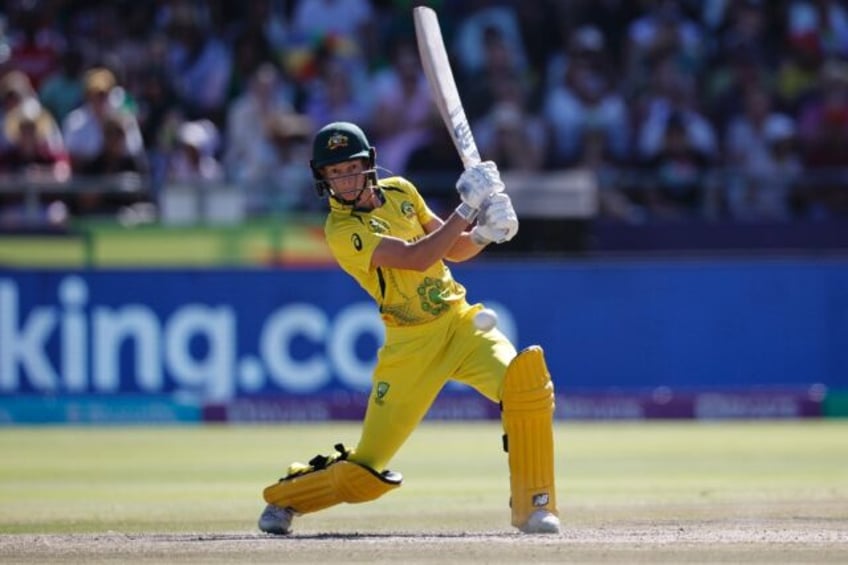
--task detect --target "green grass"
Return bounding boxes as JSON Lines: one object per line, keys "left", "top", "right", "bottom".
{"left": 0, "top": 420, "right": 846, "bottom": 535}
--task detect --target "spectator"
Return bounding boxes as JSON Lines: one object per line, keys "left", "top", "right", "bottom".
{"left": 585, "top": 128, "right": 645, "bottom": 224}
{"left": 230, "top": 0, "right": 289, "bottom": 56}
{"left": 510, "top": 0, "right": 565, "bottom": 78}
{"left": 775, "top": 30, "right": 825, "bottom": 113}
{"left": 0, "top": 90, "right": 69, "bottom": 226}
{"left": 292, "top": 0, "right": 374, "bottom": 39}
{"left": 224, "top": 63, "right": 295, "bottom": 185}
{"left": 560, "top": 0, "right": 641, "bottom": 71}
{"left": 38, "top": 49, "right": 85, "bottom": 124}
{"left": 3, "top": 2, "right": 63, "bottom": 89}
{"left": 702, "top": 0, "right": 776, "bottom": 131}
{"left": 624, "top": 0, "right": 705, "bottom": 92}
{"left": 226, "top": 30, "right": 275, "bottom": 103}
{"left": 796, "top": 59, "right": 848, "bottom": 218}
{"left": 290, "top": 0, "right": 377, "bottom": 63}
{"left": 706, "top": 0, "right": 774, "bottom": 65}
{"left": 223, "top": 0, "right": 290, "bottom": 101}
{"left": 460, "top": 21, "right": 534, "bottom": 121}
{"left": 474, "top": 83, "right": 547, "bottom": 172}
{"left": 78, "top": 112, "right": 147, "bottom": 177}
{"left": 0, "top": 70, "right": 63, "bottom": 154}
{"left": 74, "top": 112, "right": 148, "bottom": 216}
{"left": 370, "top": 36, "right": 433, "bottom": 175}
{"left": 166, "top": 119, "right": 224, "bottom": 184}
{"left": 786, "top": 0, "right": 848, "bottom": 59}
{"left": 636, "top": 56, "right": 718, "bottom": 160}
{"left": 95, "top": 3, "right": 159, "bottom": 83}
{"left": 640, "top": 112, "right": 714, "bottom": 220}
{"left": 163, "top": 5, "right": 233, "bottom": 123}
{"left": 726, "top": 113, "right": 803, "bottom": 221}
{"left": 302, "top": 57, "right": 373, "bottom": 134}
{"left": 0, "top": 99, "right": 69, "bottom": 180}
{"left": 796, "top": 59, "right": 848, "bottom": 152}
{"left": 133, "top": 67, "right": 180, "bottom": 192}
{"left": 249, "top": 111, "right": 316, "bottom": 213}
{"left": 452, "top": 2, "right": 529, "bottom": 81}
{"left": 724, "top": 84, "right": 782, "bottom": 170}
{"left": 545, "top": 24, "right": 611, "bottom": 93}
{"left": 0, "top": 1, "right": 844, "bottom": 233}
{"left": 62, "top": 67, "right": 145, "bottom": 172}
{"left": 543, "top": 25, "right": 630, "bottom": 167}
{"left": 705, "top": 46, "right": 772, "bottom": 134}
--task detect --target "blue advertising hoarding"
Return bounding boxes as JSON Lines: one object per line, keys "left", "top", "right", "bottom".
{"left": 1, "top": 258, "right": 846, "bottom": 422}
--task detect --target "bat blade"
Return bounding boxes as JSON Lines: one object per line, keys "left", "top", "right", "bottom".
{"left": 413, "top": 6, "right": 481, "bottom": 169}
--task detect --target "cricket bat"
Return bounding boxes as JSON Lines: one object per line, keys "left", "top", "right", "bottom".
{"left": 413, "top": 6, "right": 481, "bottom": 170}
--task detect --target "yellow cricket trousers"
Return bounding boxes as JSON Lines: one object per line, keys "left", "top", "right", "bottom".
{"left": 350, "top": 302, "right": 517, "bottom": 471}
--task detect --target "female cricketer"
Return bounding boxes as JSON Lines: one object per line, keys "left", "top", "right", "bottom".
{"left": 258, "top": 121, "right": 560, "bottom": 535}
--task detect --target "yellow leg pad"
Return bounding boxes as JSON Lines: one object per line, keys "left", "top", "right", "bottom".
{"left": 263, "top": 460, "right": 402, "bottom": 515}
{"left": 501, "top": 345, "right": 558, "bottom": 528}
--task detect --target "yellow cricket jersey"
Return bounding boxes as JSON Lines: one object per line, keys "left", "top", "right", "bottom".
{"left": 325, "top": 176, "right": 467, "bottom": 327}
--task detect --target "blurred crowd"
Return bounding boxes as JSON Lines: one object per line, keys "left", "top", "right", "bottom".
{"left": 0, "top": 0, "right": 847, "bottom": 228}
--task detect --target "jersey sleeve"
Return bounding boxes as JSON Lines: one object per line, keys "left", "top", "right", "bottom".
{"left": 416, "top": 188, "right": 439, "bottom": 226}
{"left": 326, "top": 217, "right": 382, "bottom": 277}
{"left": 398, "top": 176, "right": 439, "bottom": 226}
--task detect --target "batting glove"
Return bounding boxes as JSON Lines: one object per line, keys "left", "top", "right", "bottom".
{"left": 455, "top": 161, "right": 505, "bottom": 221}
{"left": 471, "top": 193, "right": 519, "bottom": 245}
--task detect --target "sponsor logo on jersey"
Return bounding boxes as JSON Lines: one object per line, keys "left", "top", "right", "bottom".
{"left": 368, "top": 218, "right": 390, "bottom": 234}
{"left": 351, "top": 233, "right": 363, "bottom": 251}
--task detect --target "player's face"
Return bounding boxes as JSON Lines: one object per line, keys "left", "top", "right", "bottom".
{"left": 322, "top": 159, "right": 370, "bottom": 204}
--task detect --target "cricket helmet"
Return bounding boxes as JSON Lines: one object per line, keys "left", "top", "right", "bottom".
{"left": 311, "top": 121, "right": 374, "bottom": 170}
{"left": 310, "top": 121, "right": 377, "bottom": 201}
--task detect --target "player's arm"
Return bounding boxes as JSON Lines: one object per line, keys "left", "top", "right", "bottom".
{"left": 370, "top": 211, "right": 472, "bottom": 271}
{"left": 373, "top": 197, "right": 518, "bottom": 268}
{"left": 421, "top": 215, "right": 487, "bottom": 262}
{"left": 371, "top": 161, "right": 510, "bottom": 270}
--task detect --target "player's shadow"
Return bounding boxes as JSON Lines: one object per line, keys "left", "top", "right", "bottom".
{"left": 293, "top": 531, "right": 514, "bottom": 540}
{"left": 162, "top": 532, "right": 515, "bottom": 542}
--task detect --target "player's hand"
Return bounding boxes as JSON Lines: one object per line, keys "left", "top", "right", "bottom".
{"left": 455, "top": 161, "right": 505, "bottom": 220}
{"left": 471, "top": 192, "right": 519, "bottom": 245}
